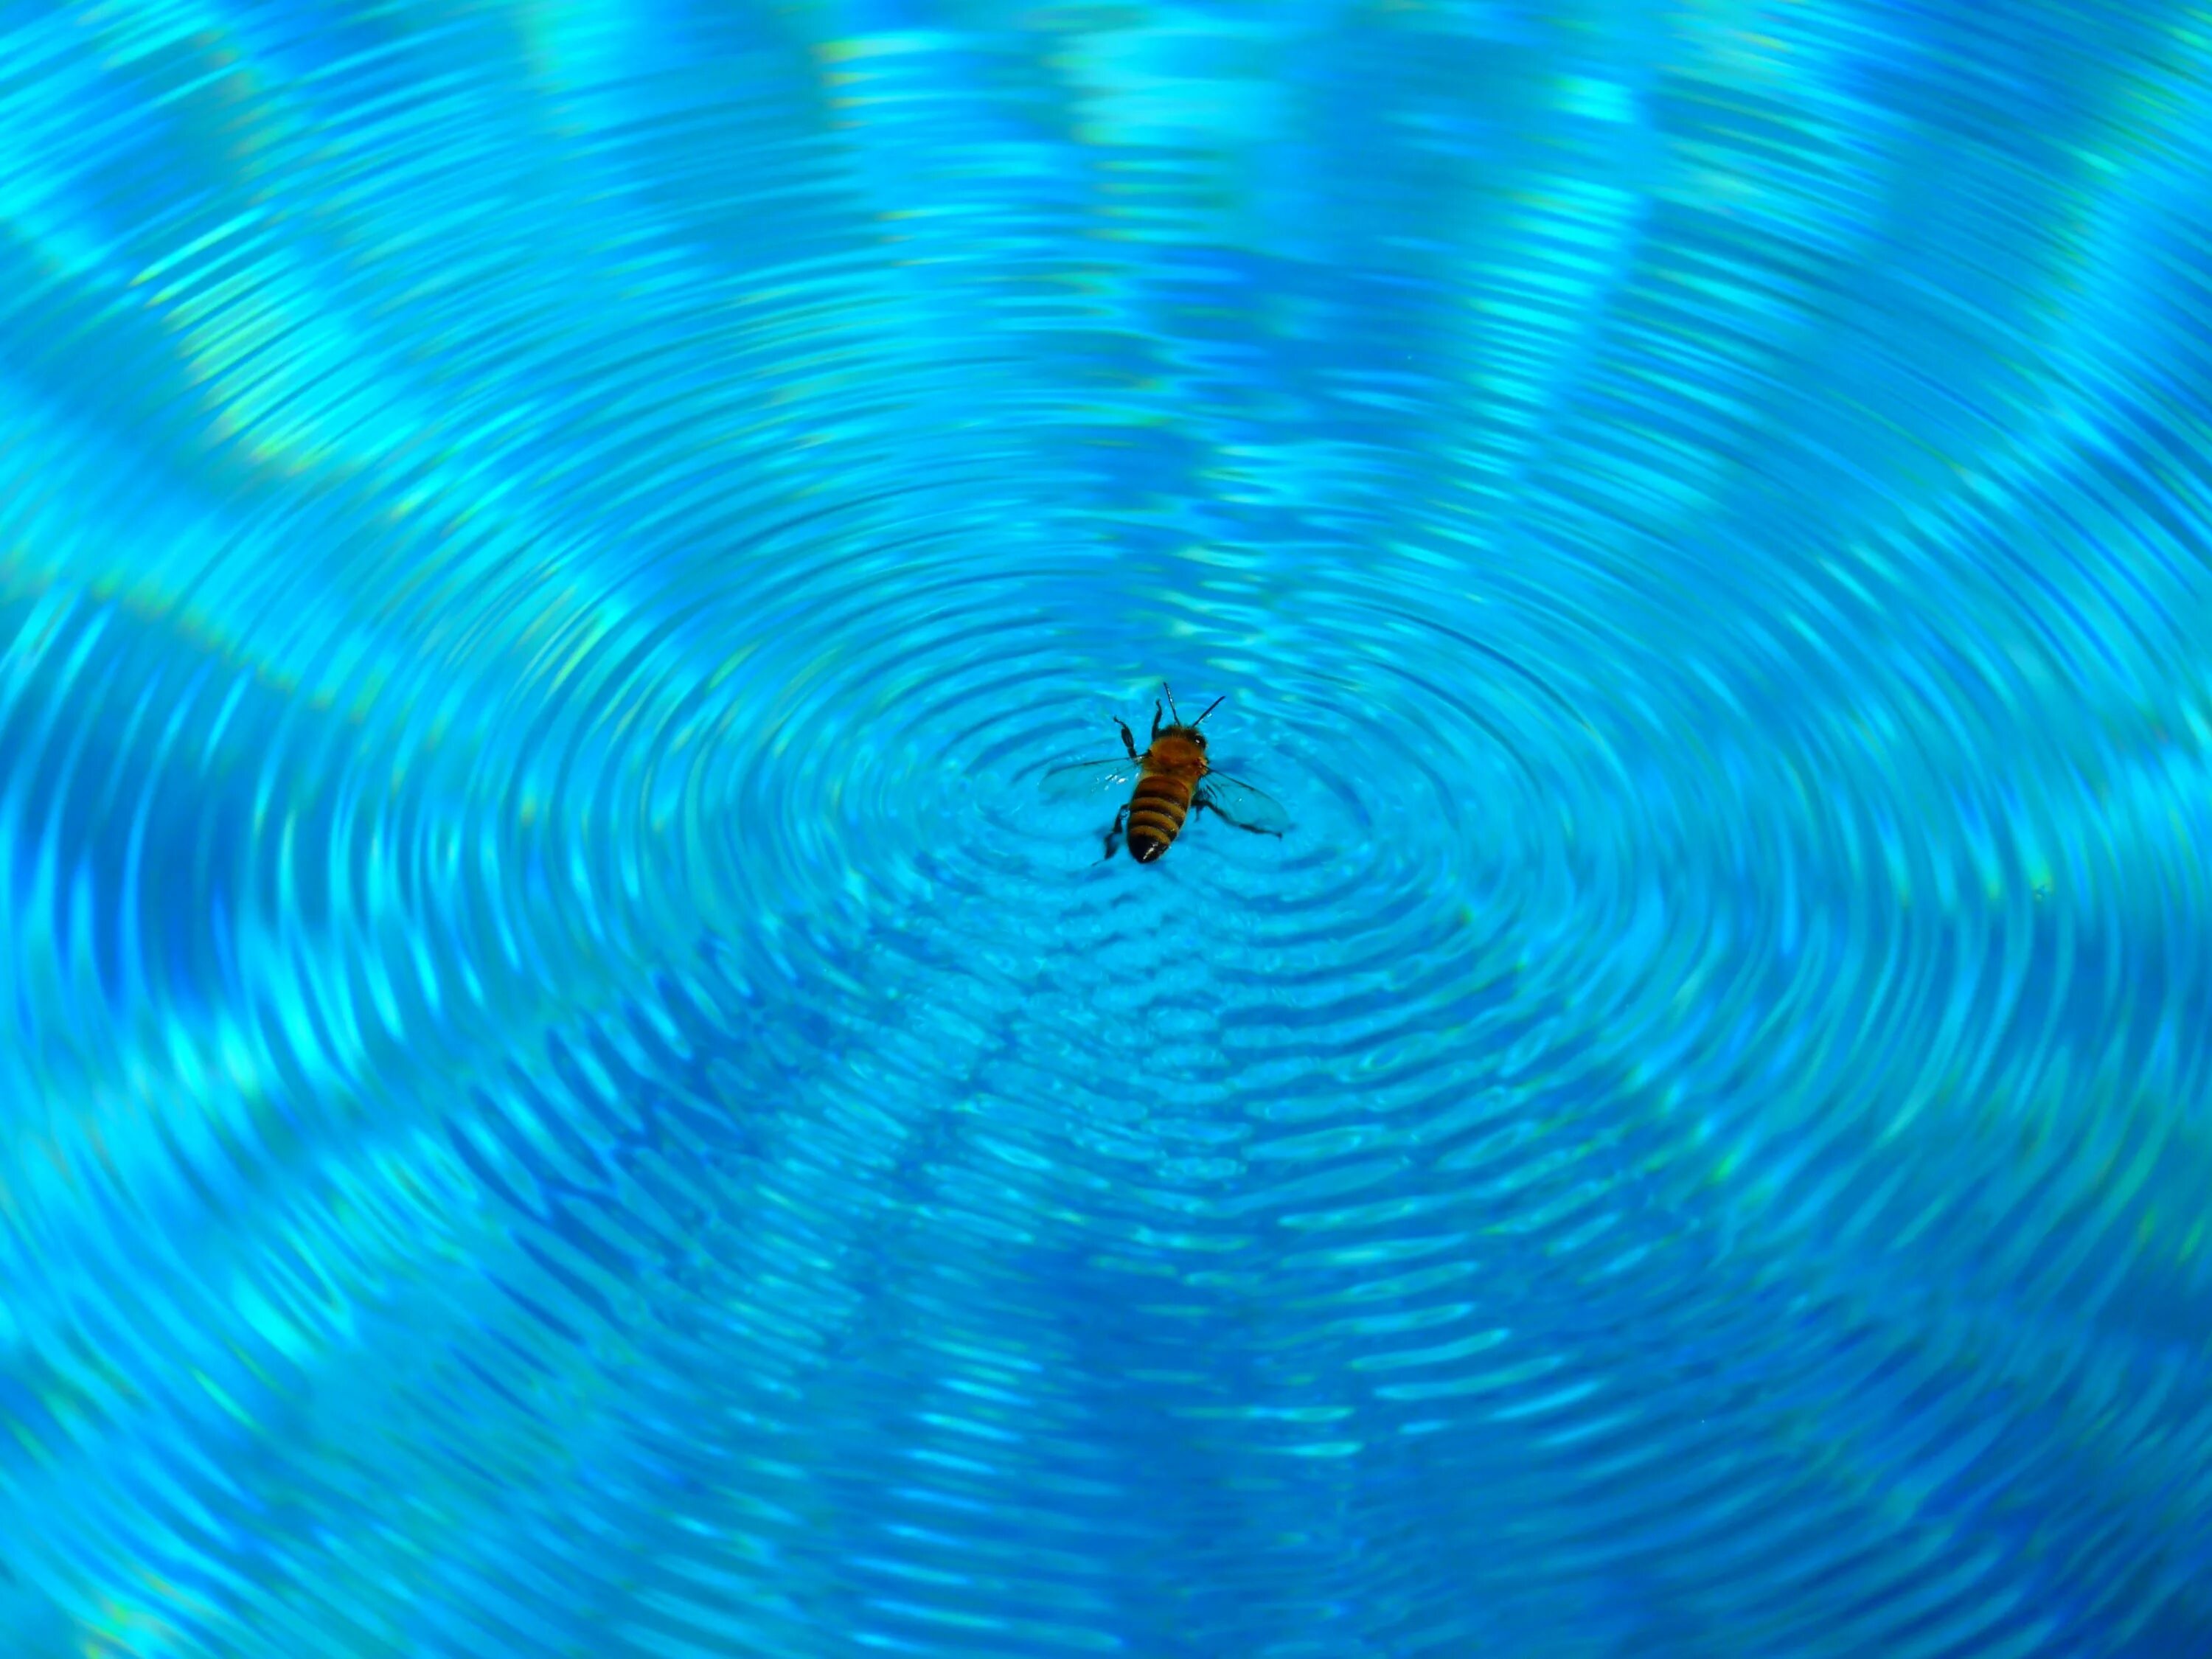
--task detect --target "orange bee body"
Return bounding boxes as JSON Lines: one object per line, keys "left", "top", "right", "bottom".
{"left": 1124, "top": 730, "right": 1209, "bottom": 863}
{"left": 1040, "top": 684, "right": 1290, "bottom": 864}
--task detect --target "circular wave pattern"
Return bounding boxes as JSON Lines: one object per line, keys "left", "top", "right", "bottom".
{"left": 3, "top": 2, "right": 2210, "bottom": 1655}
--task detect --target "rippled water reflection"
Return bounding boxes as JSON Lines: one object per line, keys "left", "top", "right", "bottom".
{"left": 4, "top": 1, "right": 2210, "bottom": 1655}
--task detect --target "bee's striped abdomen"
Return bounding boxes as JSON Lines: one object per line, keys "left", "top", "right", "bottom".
{"left": 1126, "top": 771, "right": 1194, "bottom": 863}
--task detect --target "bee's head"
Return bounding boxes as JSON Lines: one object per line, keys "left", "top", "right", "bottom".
{"left": 1159, "top": 684, "right": 1225, "bottom": 744}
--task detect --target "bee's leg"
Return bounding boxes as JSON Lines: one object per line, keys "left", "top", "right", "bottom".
{"left": 1100, "top": 802, "right": 1128, "bottom": 860}
{"left": 1115, "top": 717, "right": 1139, "bottom": 761}
{"left": 1195, "top": 793, "right": 1281, "bottom": 838}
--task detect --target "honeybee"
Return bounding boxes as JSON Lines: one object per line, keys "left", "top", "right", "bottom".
{"left": 1042, "top": 684, "right": 1290, "bottom": 863}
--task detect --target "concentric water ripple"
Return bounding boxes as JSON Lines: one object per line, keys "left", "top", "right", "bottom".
{"left": 4, "top": 1, "right": 2211, "bottom": 1655}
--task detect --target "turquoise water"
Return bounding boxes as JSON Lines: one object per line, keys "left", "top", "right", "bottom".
{"left": 3, "top": 1, "right": 2210, "bottom": 1655}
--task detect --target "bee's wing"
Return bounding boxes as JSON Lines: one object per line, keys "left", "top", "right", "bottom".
{"left": 1198, "top": 772, "right": 1290, "bottom": 836}
{"left": 1037, "top": 755, "right": 1141, "bottom": 801}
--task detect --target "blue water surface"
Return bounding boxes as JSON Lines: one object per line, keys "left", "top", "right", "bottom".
{"left": 2, "top": 1, "right": 2209, "bottom": 1655}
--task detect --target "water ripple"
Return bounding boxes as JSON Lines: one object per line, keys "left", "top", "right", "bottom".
{"left": 4, "top": 1, "right": 2211, "bottom": 1655}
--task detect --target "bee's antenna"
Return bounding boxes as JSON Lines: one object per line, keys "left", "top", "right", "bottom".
{"left": 1162, "top": 681, "right": 1182, "bottom": 724}
{"left": 1193, "top": 695, "right": 1225, "bottom": 726}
